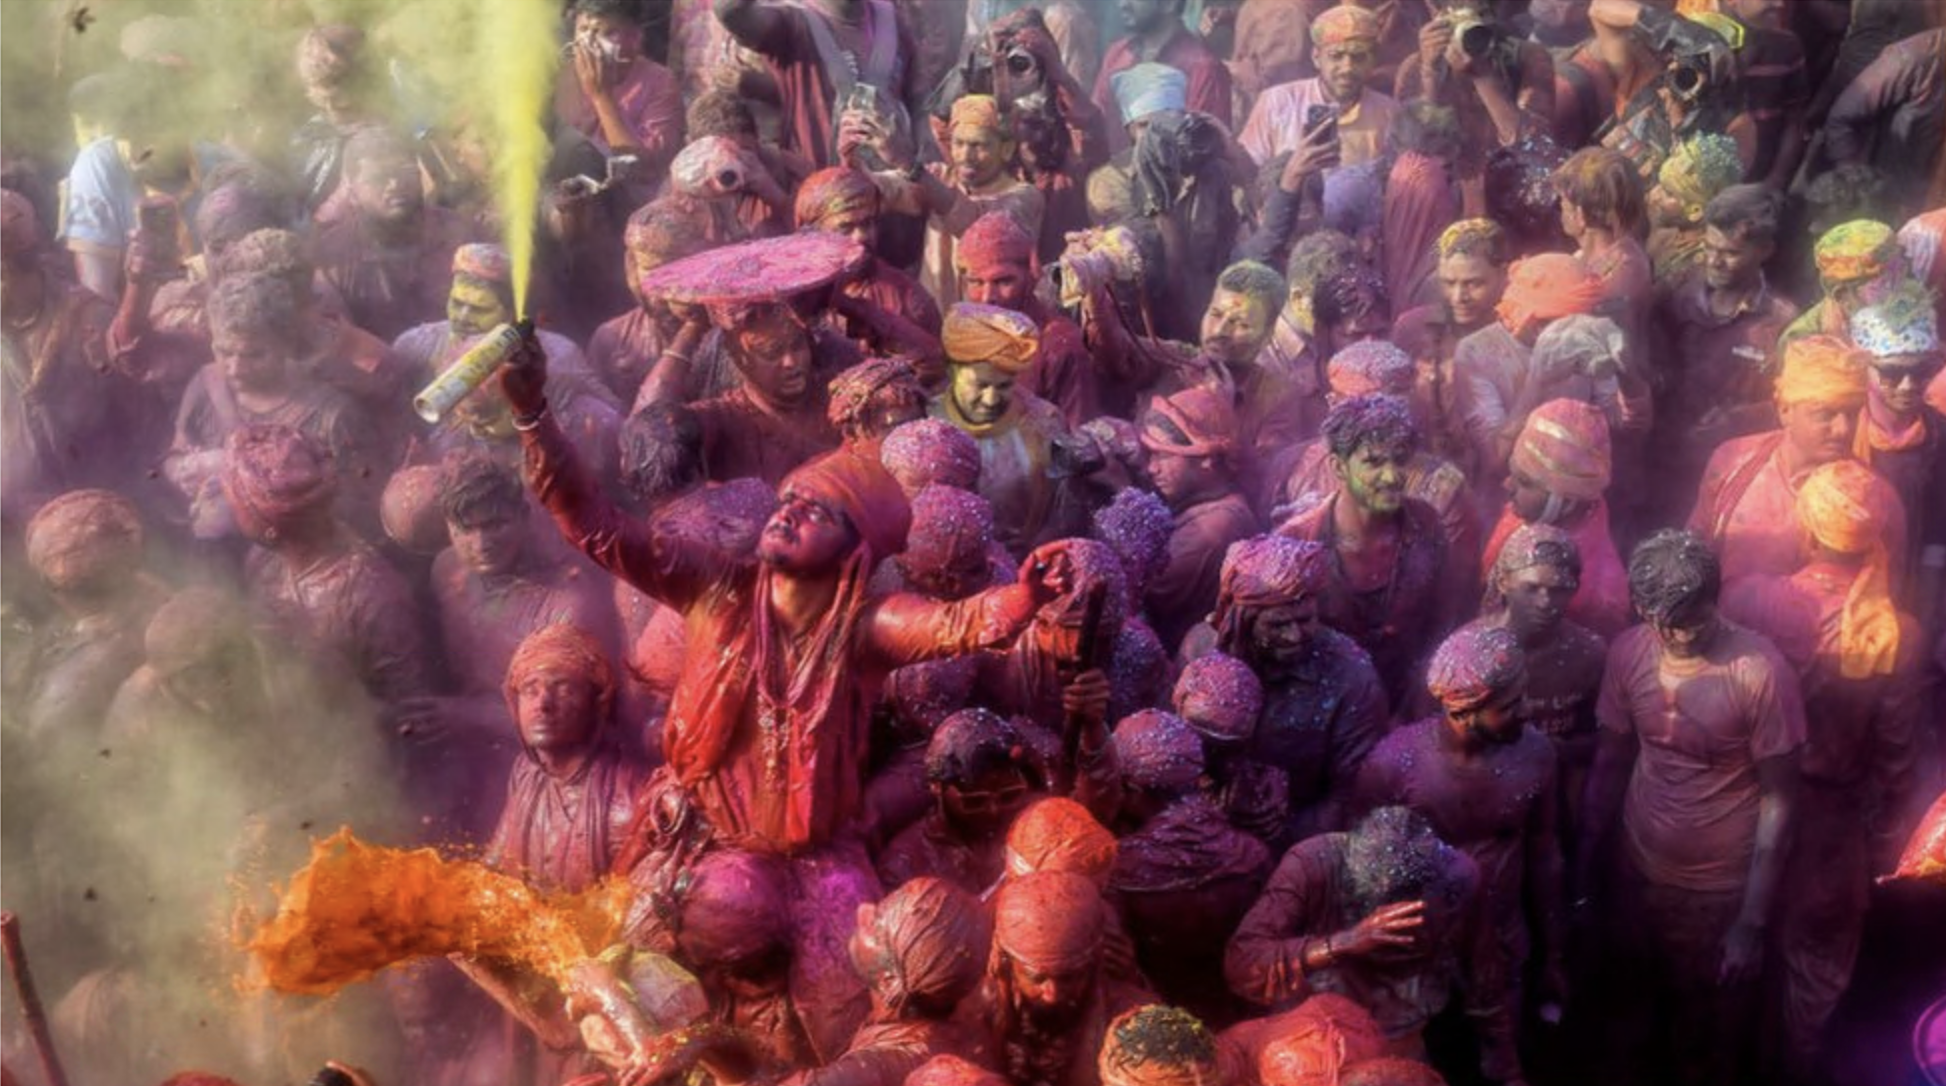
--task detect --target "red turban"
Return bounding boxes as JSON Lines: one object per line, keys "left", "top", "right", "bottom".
{"left": 503, "top": 622, "right": 617, "bottom": 728}
{"left": 866, "top": 876, "right": 991, "bottom": 1014}
{"left": 828, "top": 358, "right": 924, "bottom": 434}
{"left": 1496, "top": 253, "right": 1601, "bottom": 331}
{"left": 222, "top": 423, "right": 337, "bottom": 524}
{"left": 1173, "top": 651, "right": 1263, "bottom": 743}
{"left": 1796, "top": 459, "right": 1903, "bottom": 679}
{"left": 1340, "top": 1059, "right": 1450, "bottom": 1086}
{"left": 1213, "top": 536, "right": 1331, "bottom": 649}
{"left": 794, "top": 166, "right": 881, "bottom": 230}
{"left": 1425, "top": 623, "right": 1525, "bottom": 712}
{"left": 381, "top": 465, "right": 450, "bottom": 556}
{"left": 1113, "top": 710, "right": 1206, "bottom": 792}
{"left": 24, "top": 489, "right": 144, "bottom": 586}
{"left": 781, "top": 450, "right": 912, "bottom": 562}
{"left": 1326, "top": 341, "right": 1415, "bottom": 399}
{"left": 673, "top": 849, "right": 792, "bottom": 969}
{"left": 992, "top": 871, "right": 1104, "bottom": 972}
{"left": 1099, "top": 1005, "right": 1222, "bottom": 1086}
{"left": 882, "top": 418, "right": 982, "bottom": 495}
{"left": 1257, "top": 994, "right": 1386, "bottom": 1086}
{"left": 1141, "top": 387, "right": 1238, "bottom": 460}
{"left": 901, "top": 484, "right": 996, "bottom": 585}
{"left": 1005, "top": 797, "right": 1119, "bottom": 883}
{"left": 1510, "top": 398, "right": 1612, "bottom": 503}
{"left": 957, "top": 212, "right": 1035, "bottom": 277}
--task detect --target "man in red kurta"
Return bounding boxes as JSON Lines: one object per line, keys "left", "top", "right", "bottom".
{"left": 796, "top": 167, "right": 945, "bottom": 378}
{"left": 956, "top": 211, "right": 1100, "bottom": 424}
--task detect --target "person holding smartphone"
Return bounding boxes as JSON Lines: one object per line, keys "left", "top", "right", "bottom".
{"left": 1237, "top": 5, "right": 1399, "bottom": 170}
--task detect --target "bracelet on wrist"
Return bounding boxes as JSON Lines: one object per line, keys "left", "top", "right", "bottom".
{"left": 512, "top": 401, "right": 550, "bottom": 431}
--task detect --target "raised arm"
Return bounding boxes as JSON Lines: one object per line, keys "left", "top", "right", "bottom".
{"left": 713, "top": 0, "right": 797, "bottom": 57}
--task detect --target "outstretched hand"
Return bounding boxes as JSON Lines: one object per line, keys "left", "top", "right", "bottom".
{"left": 498, "top": 325, "right": 549, "bottom": 418}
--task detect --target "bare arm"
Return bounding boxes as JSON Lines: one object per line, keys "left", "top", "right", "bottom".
{"left": 1721, "top": 752, "right": 1797, "bottom": 983}
{"left": 713, "top": 0, "right": 796, "bottom": 55}
{"left": 1573, "top": 728, "right": 1636, "bottom": 902}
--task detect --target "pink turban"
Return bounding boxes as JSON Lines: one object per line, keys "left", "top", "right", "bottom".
{"left": 992, "top": 871, "right": 1104, "bottom": 972}
{"left": 673, "top": 849, "right": 792, "bottom": 968}
{"left": 1496, "top": 253, "right": 1602, "bottom": 331}
{"left": 1093, "top": 487, "right": 1175, "bottom": 599}
{"left": 957, "top": 212, "right": 1036, "bottom": 276}
{"left": 1425, "top": 623, "right": 1525, "bottom": 712}
{"left": 866, "top": 876, "right": 991, "bottom": 1014}
{"left": 828, "top": 358, "right": 925, "bottom": 434}
{"left": 1213, "top": 536, "right": 1331, "bottom": 647}
{"left": 794, "top": 166, "right": 880, "bottom": 229}
{"left": 1113, "top": 710, "right": 1206, "bottom": 792}
{"left": 1326, "top": 341, "right": 1416, "bottom": 399}
{"left": 901, "top": 484, "right": 996, "bottom": 584}
{"left": 380, "top": 465, "right": 450, "bottom": 556}
{"left": 24, "top": 489, "right": 144, "bottom": 586}
{"left": 222, "top": 424, "right": 337, "bottom": 524}
{"left": 882, "top": 418, "right": 983, "bottom": 495}
{"left": 1510, "top": 398, "right": 1612, "bottom": 503}
{"left": 453, "top": 243, "right": 511, "bottom": 286}
{"left": 1141, "top": 387, "right": 1238, "bottom": 460}
{"left": 1173, "top": 651, "right": 1263, "bottom": 743}
{"left": 781, "top": 450, "right": 913, "bottom": 561}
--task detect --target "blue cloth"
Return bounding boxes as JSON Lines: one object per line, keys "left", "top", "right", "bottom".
{"left": 60, "top": 136, "right": 233, "bottom": 251}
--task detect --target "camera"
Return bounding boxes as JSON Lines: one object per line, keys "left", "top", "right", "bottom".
{"left": 1004, "top": 46, "right": 1037, "bottom": 76}
{"left": 715, "top": 166, "right": 744, "bottom": 190}
{"left": 1450, "top": 16, "right": 1497, "bottom": 58}
{"left": 1669, "top": 55, "right": 1709, "bottom": 101}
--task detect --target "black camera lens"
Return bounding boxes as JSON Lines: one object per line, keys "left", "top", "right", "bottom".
{"left": 1458, "top": 22, "right": 1495, "bottom": 57}
{"left": 1006, "top": 50, "right": 1035, "bottom": 74}
{"left": 1671, "top": 63, "right": 1705, "bottom": 99}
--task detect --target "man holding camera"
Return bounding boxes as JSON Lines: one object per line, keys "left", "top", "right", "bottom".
{"left": 1394, "top": 0, "right": 1555, "bottom": 209}
{"left": 1238, "top": 5, "right": 1398, "bottom": 170}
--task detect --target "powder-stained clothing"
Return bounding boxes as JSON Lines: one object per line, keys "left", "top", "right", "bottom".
{"left": 553, "top": 57, "right": 686, "bottom": 171}
{"left": 877, "top": 167, "right": 1045, "bottom": 310}
{"left": 485, "top": 747, "right": 645, "bottom": 892}
{"left": 0, "top": 278, "right": 132, "bottom": 524}
{"left": 718, "top": 0, "right": 922, "bottom": 170}
{"left": 1648, "top": 273, "right": 1796, "bottom": 500}
{"left": 1265, "top": 441, "right": 1475, "bottom": 562}
{"left": 1688, "top": 432, "right": 1908, "bottom": 585}
{"left": 1595, "top": 622, "right": 1807, "bottom": 893}
{"left": 1148, "top": 493, "right": 1260, "bottom": 652}
{"left": 1393, "top": 40, "right": 1556, "bottom": 182}
{"left": 930, "top": 391, "right": 1068, "bottom": 560}
{"left": 1250, "top": 627, "right": 1392, "bottom": 842}
{"left": 431, "top": 549, "right": 625, "bottom": 700}
{"left": 1018, "top": 300, "right": 1099, "bottom": 427}
{"left": 1390, "top": 305, "right": 1477, "bottom": 472}
{"left": 586, "top": 308, "right": 730, "bottom": 405}
{"left": 1481, "top": 504, "right": 1629, "bottom": 638}
{"left": 1823, "top": 29, "right": 1946, "bottom": 216}
{"left": 1224, "top": 832, "right": 1518, "bottom": 1080}
{"left": 313, "top": 207, "right": 481, "bottom": 342}
{"left": 1239, "top": 79, "right": 1398, "bottom": 169}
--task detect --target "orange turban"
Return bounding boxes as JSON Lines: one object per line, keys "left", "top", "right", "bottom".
{"left": 1099, "top": 1006, "right": 1223, "bottom": 1086}
{"left": 1510, "top": 398, "right": 1612, "bottom": 502}
{"left": 942, "top": 302, "right": 1040, "bottom": 373}
{"left": 1311, "top": 5, "right": 1381, "bottom": 47}
{"left": 1005, "top": 796, "right": 1118, "bottom": 883}
{"left": 950, "top": 94, "right": 1009, "bottom": 138}
{"left": 794, "top": 166, "right": 880, "bottom": 229}
{"left": 1775, "top": 334, "right": 1869, "bottom": 410}
{"left": 1495, "top": 253, "right": 1602, "bottom": 332}
{"left": 1796, "top": 460, "right": 1903, "bottom": 679}
{"left": 504, "top": 622, "right": 617, "bottom": 727}
{"left": 1813, "top": 220, "right": 1896, "bottom": 286}
{"left": 992, "top": 871, "right": 1104, "bottom": 972}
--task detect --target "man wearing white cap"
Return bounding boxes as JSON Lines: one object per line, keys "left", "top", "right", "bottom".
{"left": 1086, "top": 62, "right": 1189, "bottom": 223}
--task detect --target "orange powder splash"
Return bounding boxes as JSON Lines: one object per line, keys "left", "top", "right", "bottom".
{"left": 246, "top": 829, "right": 629, "bottom": 995}
{"left": 1883, "top": 790, "right": 1946, "bottom": 887}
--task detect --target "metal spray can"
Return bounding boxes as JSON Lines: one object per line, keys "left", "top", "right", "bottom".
{"left": 412, "top": 322, "right": 528, "bottom": 423}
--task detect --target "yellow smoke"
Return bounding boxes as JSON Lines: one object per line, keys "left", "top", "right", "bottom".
{"left": 480, "top": 0, "right": 560, "bottom": 318}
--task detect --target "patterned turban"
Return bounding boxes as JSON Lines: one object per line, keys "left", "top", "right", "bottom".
{"left": 1312, "top": 5, "right": 1381, "bottom": 46}
{"left": 1850, "top": 282, "right": 1941, "bottom": 359}
{"left": 1796, "top": 460, "right": 1903, "bottom": 679}
{"left": 901, "top": 484, "right": 996, "bottom": 585}
{"left": 1425, "top": 624, "right": 1526, "bottom": 712}
{"left": 222, "top": 424, "right": 337, "bottom": 525}
{"left": 1173, "top": 651, "right": 1263, "bottom": 743}
{"left": 1005, "top": 797, "right": 1119, "bottom": 882}
{"left": 1099, "top": 1005, "right": 1222, "bottom": 1086}
{"left": 882, "top": 418, "right": 982, "bottom": 494}
{"left": 781, "top": 450, "right": 912, "bottom": 561}
{"left": 1327, "top": 341, "right": 1415, "bottom": 399}
{"left": 1141, "top": 386, "right": 1238, "bottom": 460}
{"left": 24, "top": 489, "right": 144, "bottom": 586}
{"left": 1213, "top": 536, "right": 1331, "bottom": 649}
{"left": 866, "top": 877, "right": 991, "bottom": 1014}
{"left": 992, "top": 871, "right": 1104, "bottom": 973}
{"left": 1110, "top": 63, "right": 1188, "bottom": 123}
{"left": 794, "top": 166, "right": 880, "bottom": 230}
{"left": 504, "top": 622, "right": 617, "bottom": 728}
{"left": 957, "top": 212, "right": 1035, "bottom": 277}
{"left": 950, "top": 94, "right": 1009, "bottom": 139}
{"left": 1114, "top": 710, "right": 1206, "bottom": 793}
{"left": 1496, "top": 253, "right": 1602, "bottom": 331}
{"left": 827, "top": 358, "right": 925, "bottom": 434}
{"left": 1775, "top": 334, "right": 1869, "bottom": 410}
{"left": 1815, "top": 220, "right": 1897, "bottom": 286}
{"left": 942, "top": 302, "right": 1040, "bottom": 373}
{"left": 453, "top": 242, "right": 512, "bottom": 286}
{"left": 1655, "top": 134, "right": 1743, "bottom": 221}
{"left": 1510, "top": 398, "right": 1612, "bottom": 503}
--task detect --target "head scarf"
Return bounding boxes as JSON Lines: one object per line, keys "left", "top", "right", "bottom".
{"left": 1775, "top": 334, "right": 1869, "bottom": 410}
{"left": 957, "top": 212, "right": 1035, "bottom": 277}
{"left": 503, "top": 622, "right": 617, "bottom": 730}
{"left": 0, "top": 189, "right": 41, "bottom": 261}
{"left": 381, "top": 465, "right": 450, "bottom": 556}
{"left": 950, "top": 94, "right": 1009, "bottom": 139}
{"left": 1114, "top": 710, "right": 1206, "bottom": 793}
{"left": 1496, "top": 253, "right": 1602, "bottom": 331}
{"left": 1311, "top": 5, "right": 1380, "bottom": 46}
{"left": 1510, "top": 398, "right": 1612, "bottom": 503}
{"left": 25, "top": 489, "right": 144, "bottom": 585}
{"left": 1099, "top": 1006, "right": 1222, "bottom": 1086}
{"left": 1327, "top": 341, "right": 1415, "bottom": 399}
{"left": 793, "top": 167, "right": 880, "bottom": 229}
{"left": 1850, "top": 283, "right": 1941, "bottom": 359}
{"left": 1425, "top": 624, "right": 1526, "bottom": 712}
{"left": 453, "top": 243, "right": 511, "bottom": 287}
{"left": 1093, "top": 487, "right": 1175, "bottom": 600}
{"left": 1213, "top": 536, "right": 1331, "bottom": 651}
{"left": 1796, "top": 460, "right": 1903, "bottom": 679}
{"left": 1111, "top": 63, "right": 1188, "bottom": 123}
{"left": 1815, "top": 220, "right": 1897, "bottom": 286}
{"left": 222, "top": 424, "right": 337, "bottom": 525}
{"left": 1140, "top": 387, "right": 1237, "bottom": 460}
{"left": 673, "top": 849, "right": 792, "bottom": 968}
{"left": 901, "top": 484, "right": 996, "bottom": 586}
{"left": 992, "top": 871, "right": 1104, "bottom": 973}
{"left": 779, "top": 450, "right": 912, "bottom": 561}
{"left": 866, "top": 877, "right": 991, "bottom": 1014}
{"left": 908, "top": 1056, "right": 1012, "bottom": 1086}
{"left": 827, "top": 358, "right": 924, "bottom": 434}
{"left": 882, "top": 418, "right": 982, "bottom": 495}
{"left": 1005, "top": 797, "right": 1119, "bottom": 882}
{"left": 1655, "top": 134, "right": 1743, "bottom": 222}
{"left": 1173, "top": 652, "right": 1263, "bottom": 743}
{"left": 942, "top": 303, "right": 1040, "bottom": 372}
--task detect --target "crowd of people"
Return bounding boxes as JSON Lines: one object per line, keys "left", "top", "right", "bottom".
{"left": 2, "top": 0, "right": 1944, "bottom": 1084}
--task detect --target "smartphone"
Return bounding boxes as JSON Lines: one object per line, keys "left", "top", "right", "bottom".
{"left": 135, "top": 195, "right": 177, "bottom": 239}
{"left": 1304, "top": 103, "right": 1340, "bottom": 143}
{"left": 307, "top": 1069, "right": 354, "bottom": 1086}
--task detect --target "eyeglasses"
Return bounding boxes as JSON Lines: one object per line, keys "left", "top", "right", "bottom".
{"left": 1870, "top": 362, "right": 1939, "bottom": 388}
{"left": 949, "top": 782, "right": 1029, "bottom": 815}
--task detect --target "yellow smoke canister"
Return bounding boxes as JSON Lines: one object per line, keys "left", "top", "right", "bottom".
{"left": 412, "top": 321, "right": 530, "bottom": 423}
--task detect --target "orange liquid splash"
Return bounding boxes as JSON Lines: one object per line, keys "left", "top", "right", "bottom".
{"left": 246, "top": 828, "right": 630, "bottom": 995}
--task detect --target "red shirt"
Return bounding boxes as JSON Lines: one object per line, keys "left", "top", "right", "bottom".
{"left": 1092, "top": 24, "right": 1233, "bottom": 141}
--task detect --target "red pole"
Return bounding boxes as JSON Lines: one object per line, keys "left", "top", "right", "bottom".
{"left": 0, "top": 912, "right": 70, "bottom": 1086}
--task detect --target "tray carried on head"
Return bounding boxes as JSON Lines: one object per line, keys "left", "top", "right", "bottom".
{"left": 637, "top": 231, "right": 868, "bottom": 307}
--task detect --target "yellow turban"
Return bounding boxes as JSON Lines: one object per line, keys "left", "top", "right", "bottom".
{"left": 1796, "top": 460, "right": 1903, "bottom": 678}
{"left": 942, "top": 302, "right": 1040, "bottom": 373}
{"left": 1775, "top": 334, "right": 1868, "bottom": 410}
{"left": 950, "top": 94, "right": 1008, "bottom": 139}
{"left": 1311, "top": 5, "right": 1380, "bottom": 47}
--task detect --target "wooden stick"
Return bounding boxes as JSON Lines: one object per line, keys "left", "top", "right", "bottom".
{"left": 0, "top": 912, "right": 70, "bottom": 1086}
